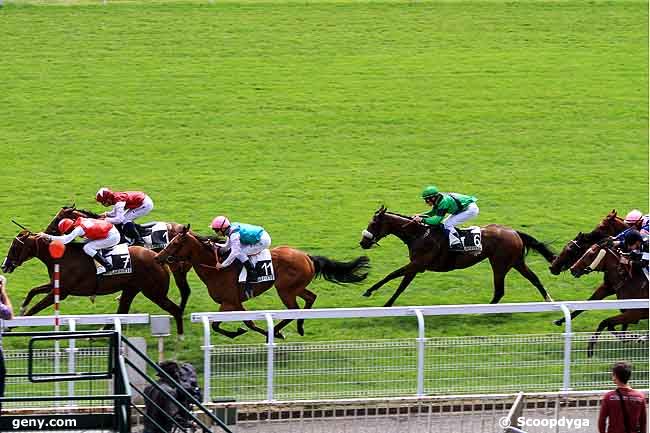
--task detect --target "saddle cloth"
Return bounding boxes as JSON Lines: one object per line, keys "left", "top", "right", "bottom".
{"left": 96, "top": 243, "right": 133, "bottom": 276}
{"left": 133, "top": 222, "right": 169, "bottom": 249}
{"left": 449, "top": 226, "right": 482, "bottom": 253}
{"left": 238, "top": 249, "right": 275, "bottom": 284}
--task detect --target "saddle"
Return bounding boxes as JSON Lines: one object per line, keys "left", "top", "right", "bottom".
{"left": 447, "top": 226, "right": 482, "bottom": 254}
{"left": 95, "top": 243, "right": 133, "bottom": 276}
{"left": 117, "top": 222, "right": 169, "bottom": 249}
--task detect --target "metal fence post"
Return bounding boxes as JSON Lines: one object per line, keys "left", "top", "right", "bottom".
{"left": 265, "top": 313, "right": 275, "bottom": 401}
{"left": 67, "top": 318, "right": 76, "bottom": 403}
{"left": 201, "top": 316, "right": 212, "bottom": 403}
{"left": 559, "top": 304, "right": 572, "bottom": 393}
{"left": 414, "top": 309, "right": 426, "bottom": 396}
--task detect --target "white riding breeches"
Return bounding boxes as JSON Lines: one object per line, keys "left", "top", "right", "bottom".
{"left": 443, "top": 203, "right": 480, "bottom": 235}
{"left": 83, "top": 227, "right": 121, "bottom": 256}
{"left": 240, "top": 232, "right": 272, "bottom": 260}
{"left": 122, "top": 196, "right": 154, "bottom": 223}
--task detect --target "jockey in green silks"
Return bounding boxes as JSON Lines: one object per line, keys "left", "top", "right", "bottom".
{"left": 413, "top": 185, "right": 479, "bottom": 247}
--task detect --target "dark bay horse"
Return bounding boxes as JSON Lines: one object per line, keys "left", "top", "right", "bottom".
{"left": 154, "top": 226, "right": 370, "bottom": 339}
{"left": 569, "top": 242, "right": 648, "bottom": 357}
{"left": 45, "top": 205, "right": 194, "bottom": 313}
{"left": 359, "top": 206, "right": 556, "bottom": 306}
{"left": 1, "top": 230, "right": 185, "bottom": 335}
{"left": 550, "top": 210, "right": 628, "bottom": 326}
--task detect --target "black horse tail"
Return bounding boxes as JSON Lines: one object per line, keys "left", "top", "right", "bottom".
{"left": 516, "top": 231, "right": 556, "bottom": 263}
{"left": 309, "top": 255, "right": 370, "bottom": 284}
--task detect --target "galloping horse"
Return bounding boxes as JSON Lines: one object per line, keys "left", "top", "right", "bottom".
{"left": 1, "top": 230, "right": 185, "bottom": 335}
{"left": 155, "top": 225, "right": 370, "bottom": 339}
{"left": 359, "top": 206, "right": 556, "bottom": 306}
{"left": 45, "top": 205, "right": 194, "bottom": 313}
{"left": 550, "top": 210, "right": 628, "bottom": 326}
{"left": 569, "top": 242, "right": 648, "bottom": 357}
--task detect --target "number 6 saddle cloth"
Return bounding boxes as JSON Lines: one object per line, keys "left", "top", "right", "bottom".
{"left": 449, "top": 226, "right": 482, "bottom": 254}
{"left": 238, "top": 249, "right": 276, "bottom": 284}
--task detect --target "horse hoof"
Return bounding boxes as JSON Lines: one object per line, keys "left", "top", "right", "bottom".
{"left": 274, "top": 332, "right": 285, "bottom": 340}
{"left": 19, "top": 307, "right": 26, "bottom": 316}
{"left": 553, "top": 319, "right": 564, "bottom": 327}
{"left": 363, "top": 291, "right": 372, "bottom": 297}
{"left": 297, "top": 328, "right": 305, "bottom": 337}
{"left": 545, "top": 296, "right": 554, "bottom": 303}
{"left": 178, "top": 334, "right": 185, "bottom": 342}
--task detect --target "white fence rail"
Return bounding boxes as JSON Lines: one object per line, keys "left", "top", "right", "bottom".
{"left": 1, "top": 314, "right": 149, "bottom": 409}
{"left": 191, "top": 300, "right": 650, "bottom": 403}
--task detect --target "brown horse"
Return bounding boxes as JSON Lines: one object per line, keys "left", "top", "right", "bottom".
{"left": 154, "top": 225, "right": 370, "bottom": 339}
{"left": 45, "top": 205, "right": 194, "bottom": 313}
{"left": 1, "top": 230, "right": 185, "bottom": 335}
{"left": 569, "top": 242, "right": 648, "bottom": 357}
{"left": 359, "top": 206, "right": 555, "bottom": 306}
{"left": 550, "top": 210, "right": 628, "bottom": 326}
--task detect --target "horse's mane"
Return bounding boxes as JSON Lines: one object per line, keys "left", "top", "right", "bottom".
{"left": 74, "top": 208, "right": 101, "bottom": 218}
{"left": 385, "top": 210, "right": 415, "bottom": 220}
{"left": 189, "top": 233, "right": 221, "bottom": 254}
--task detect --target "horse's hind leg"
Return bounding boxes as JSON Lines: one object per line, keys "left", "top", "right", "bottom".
{"left": 514, "top": 262, "right": 553, "bottom": 302}
{"left": 19, "top": 283, "right": 52, "bottom": 315}
{"left": 296, "top": 289, "right": 317, "bottom": 336}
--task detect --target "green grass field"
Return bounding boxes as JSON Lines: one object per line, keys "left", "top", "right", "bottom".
{"left": 0, "top": 0, "right": 647, "bottom": 372}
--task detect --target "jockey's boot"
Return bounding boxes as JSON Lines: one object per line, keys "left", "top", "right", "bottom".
{"left": 123, "top": 222, "right": 144, "bottom": 246}
{"left": 92, "top": 252, "right": 113, "bottom": 273}
{"left": 448, "top": 230, "right": 462, "bottom": 248}
{"left": 243, "top": 259, "right": 257, "bottom": 299}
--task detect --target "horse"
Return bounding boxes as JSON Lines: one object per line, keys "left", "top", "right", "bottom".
{"left": 550, "top": 210, "right": 628, "bottom": 326}
{"left": 1, "top": 230, "right": 185, "bottom": 335}
{"left": 359, "top": 206, "right": 556, "bottom": 306}
{"left": 569, "top": 242, "right": 648, "bottom": 357}
{"left": 45, "top": 205, "right": 194, "bottom": 314}
{"left": 154, "top": 225, "right": 370, "bottom": 339}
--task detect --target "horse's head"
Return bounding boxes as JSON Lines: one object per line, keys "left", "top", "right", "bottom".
{"left": 2, "top": 230, "right": 39, "bottom": 273}
{"left": 360, "top": 205, "right": 391, "bottom": 249}
{"left": 44, "top": 204, "right": 96, "bottom": 235}
{"left": 569, "top": 242, "right": 614, "bottom": 278}
{"left": 549, "top": 232, "right": 593, "bottom": 275}
{"left": 596, "top": 209, "right": 628, "bottom": 236}
{"left": 155, "top": 224, "right": 195, "bottom": 265}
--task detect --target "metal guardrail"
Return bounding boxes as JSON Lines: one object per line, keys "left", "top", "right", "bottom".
{"left": 191, "top": 300, "right": 650, "bottom": 402}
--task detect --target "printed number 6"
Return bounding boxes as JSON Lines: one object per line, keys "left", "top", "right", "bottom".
{"left": 473, "top": 234, "right": 481, "bottom": 247}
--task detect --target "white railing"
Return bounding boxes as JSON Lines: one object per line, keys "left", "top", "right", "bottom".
{"left": 1, "top": 314, "right": 149, "bottom": 408}
{"left": 191, "top": 300, "right": 650, "bottom": 402}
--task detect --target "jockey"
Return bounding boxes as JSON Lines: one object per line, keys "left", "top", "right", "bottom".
{"left": 623, "top": 209, "right": 649, "bottom": 236}
{"left": 96, "top": 188, "right": 154, "bottom": 245}
{"left": 40, "top": 217, "right": 120, "bottom": 272}
{"left": 619, "top": 229, "right": 649, "bottom": 280}
{"left": 413, "top": 185, "right": 479, "bottom": 248}
{"left": 613, "top": 209, "right": 649, "bottom": 243}
{"left": 210, "top": 216, "right": 272, "bottom": 298}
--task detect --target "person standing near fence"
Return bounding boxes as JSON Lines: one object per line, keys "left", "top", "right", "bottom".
{"left": 598, "top": 361, "right": 647, "bottom": 433}
{"left": 0, "top": 275, "right": 14, "bottom": 413}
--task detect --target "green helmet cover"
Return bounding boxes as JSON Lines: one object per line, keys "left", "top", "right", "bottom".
{"left": 421, "top": 185, "right": 440, "bottom": 199}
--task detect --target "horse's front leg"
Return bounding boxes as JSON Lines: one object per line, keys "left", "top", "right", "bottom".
{"left": 554, "top": 282, "right": 613, "bottom": 326}
{"left": 363, "top": 264, "right": 410, "bottom": 297}
{"left": 383, "top": 271, "right": 419, "bottom": 307}
{"left": 19, "top": 283, "right": 53, "bottom": 316}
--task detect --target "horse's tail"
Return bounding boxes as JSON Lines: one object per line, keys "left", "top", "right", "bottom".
{"left": 516, "top": 231, "right": 556, "bottom": 263}
{"left": 309, "top": 255, "right": 370, "bottom": 284}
